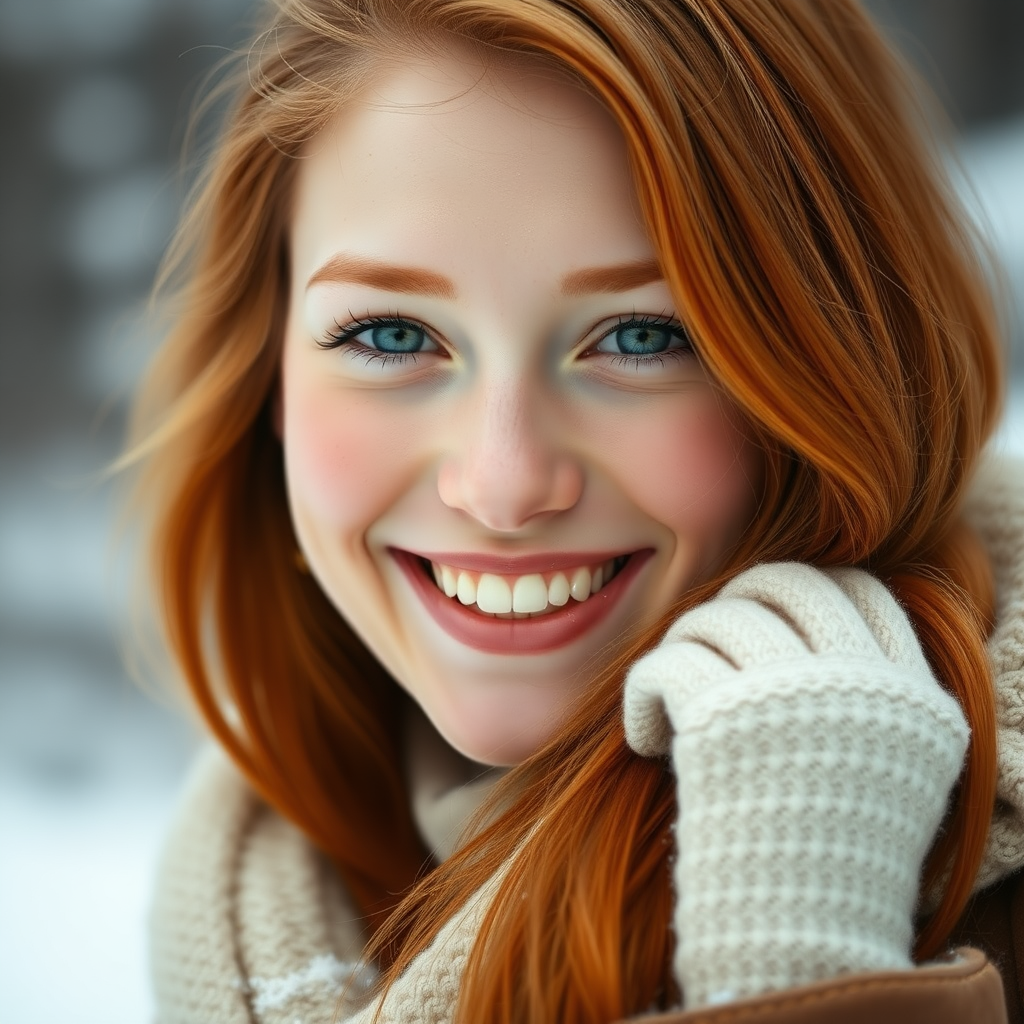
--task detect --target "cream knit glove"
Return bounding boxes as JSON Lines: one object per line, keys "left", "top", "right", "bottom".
{"left": 623, "top": 562, "right": 970, "bottom": 1008}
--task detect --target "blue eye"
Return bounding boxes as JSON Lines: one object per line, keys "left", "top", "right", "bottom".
{"left": 364, "top": 322, "right": 426, "bottom": 353}
{"left": 318, "top": 315, "right": 438, "bottom": 365}
{"left": 615, "top": 323, "right": 673, "bottom": 355}
{"left": 593, "top": 316, "right": 693, "bottom": 360}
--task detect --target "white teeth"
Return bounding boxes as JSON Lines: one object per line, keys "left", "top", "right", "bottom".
{"left": 456, "top": 572, "right": 477, "bottom": 605}
{"left": 548, "top": 572, "right": 570, "bottom": 607}
{"left": 476, "top": 573, "right": 513, "bottom": 613}
{"left": 569, "top": 567, "right": 592, "bottom": 601}
{"left": 512, "top": 574, "right": 548, "bottom": 613}
{"left": 441, "top": 565, "right": 458, "bottom": 598}
{"left": 428, "top": 557, "right": 624, "bottom": 616}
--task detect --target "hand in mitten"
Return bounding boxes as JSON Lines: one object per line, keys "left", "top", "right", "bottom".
{"left": 623, "top": 563, "right": 969, "bottom": 1008}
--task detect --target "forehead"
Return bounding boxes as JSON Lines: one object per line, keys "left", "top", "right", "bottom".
{"left": 288, "top": 47, "right": 650, "bottom": 273}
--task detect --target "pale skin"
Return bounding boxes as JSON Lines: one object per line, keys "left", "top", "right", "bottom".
{"left": 279, "top": 46, "right": 763, "bottom": 766}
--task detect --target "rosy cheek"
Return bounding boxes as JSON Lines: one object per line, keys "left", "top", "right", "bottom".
{"left": 282, "top": 381, "right": 410, "bottom": 531}
{"left": 672, "top": 403, "right": 757, "bottom": 524}
{"left": 600, "top": 394, "right": 760, "bottom": 538}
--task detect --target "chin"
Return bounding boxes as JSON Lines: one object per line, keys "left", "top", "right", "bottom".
{"left": 429, "top": 698, "right": 567, "bottom": 767}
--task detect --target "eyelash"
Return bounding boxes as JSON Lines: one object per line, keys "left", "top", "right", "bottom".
{"left": 317, "top": 311, "right": 695, "bottom": 369}
{"left": 599, "top": 312, "right": 693, "bottom": 370}
{"left": 317, "top": 314, "right": 429, "bottom": 368}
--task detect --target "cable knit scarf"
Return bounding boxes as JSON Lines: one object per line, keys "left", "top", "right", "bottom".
{"left": 149, "top": 453, "right": 1024, "bottom": 1024}
{"left": 966, "top": 454, "right": 1024, "bottom": 887}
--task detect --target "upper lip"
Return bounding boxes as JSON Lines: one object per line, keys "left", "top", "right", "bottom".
{"left": 395, "top": 548, "right": 641, "bottom": 574}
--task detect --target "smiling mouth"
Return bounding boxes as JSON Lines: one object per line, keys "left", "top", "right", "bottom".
{"left": 416, "top": 555, "right": 630, "bottom": 619}
{"left": 393, "top": 548, "right": 651, "bottom": 654}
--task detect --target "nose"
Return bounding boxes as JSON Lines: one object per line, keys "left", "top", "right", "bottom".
{"left": 437, "top": 383, "right": 584, "bottom": 532}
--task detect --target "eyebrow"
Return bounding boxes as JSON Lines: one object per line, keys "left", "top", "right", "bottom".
{"left": 305, "top": 254, "right": 663, "bottom": 299}
{"left": 306, "top": 254, "right": 456, "bottom": 298}
{"left": 559, "top": 257, "right": 662, "bottom": 296}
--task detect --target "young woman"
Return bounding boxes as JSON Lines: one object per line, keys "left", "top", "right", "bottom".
{"left": 129, "top": 0, "right": 1024, "bottom": 1021}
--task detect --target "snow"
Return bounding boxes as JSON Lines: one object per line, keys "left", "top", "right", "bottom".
{"left": 0, "top": 788, "right": 173, "bottom": 1024}
{"left": 248, "top": 955, "right": 377, "bottom": 1014}
{"left": 957, "top": 115, "right": 1024, "bottom": 306}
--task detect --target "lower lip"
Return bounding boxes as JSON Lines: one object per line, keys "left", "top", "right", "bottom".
{"left": 391, "top": 549, "right": 652, "bottom": 654}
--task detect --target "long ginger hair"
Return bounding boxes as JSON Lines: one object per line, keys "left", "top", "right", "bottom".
{"left": 126, "top": 0, "right": 1004, "bottom": 1018}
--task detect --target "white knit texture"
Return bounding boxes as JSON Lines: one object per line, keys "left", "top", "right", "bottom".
{"left": 347, "top": 868, "right": 507, "bottom": 1024}
{"left": 623, "top": 563, "right": 970, "bottom": 1007}
{"left": 964, "top": 455, "right": 1024, "bottom": 888}
{"left": 150, "top": 748, "right": 370, "bottom": 1024}
{"left": 149, "top": 747, "right": 510, "bottom": 1024}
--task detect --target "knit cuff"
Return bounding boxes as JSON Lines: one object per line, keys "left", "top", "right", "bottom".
{"left": 670, "top": 657, "right": 967, "bottom": 1006}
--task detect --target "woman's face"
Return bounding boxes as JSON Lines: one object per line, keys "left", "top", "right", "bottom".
{"left": 280, "top": 48, "right": 762, "bottom": 765}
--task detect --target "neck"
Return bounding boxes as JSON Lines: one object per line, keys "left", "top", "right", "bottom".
{"left": 405, "top": 705, "right": 509, "bottom": 862}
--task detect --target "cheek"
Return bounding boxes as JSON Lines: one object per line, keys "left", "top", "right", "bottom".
{"left": 281, "top": 378, "right": 412, "bottom": 532}
{"left": 598, "top": 393, "right": 761, "bottom": 541}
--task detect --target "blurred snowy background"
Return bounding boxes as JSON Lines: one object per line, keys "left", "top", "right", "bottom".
{"left": 0, "top": 1, "right": 1021, "bottom": 1022}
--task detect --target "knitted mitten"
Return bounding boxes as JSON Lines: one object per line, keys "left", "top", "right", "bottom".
{"left": 623, "top": 562, "right": 969, "bottom": 1008}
